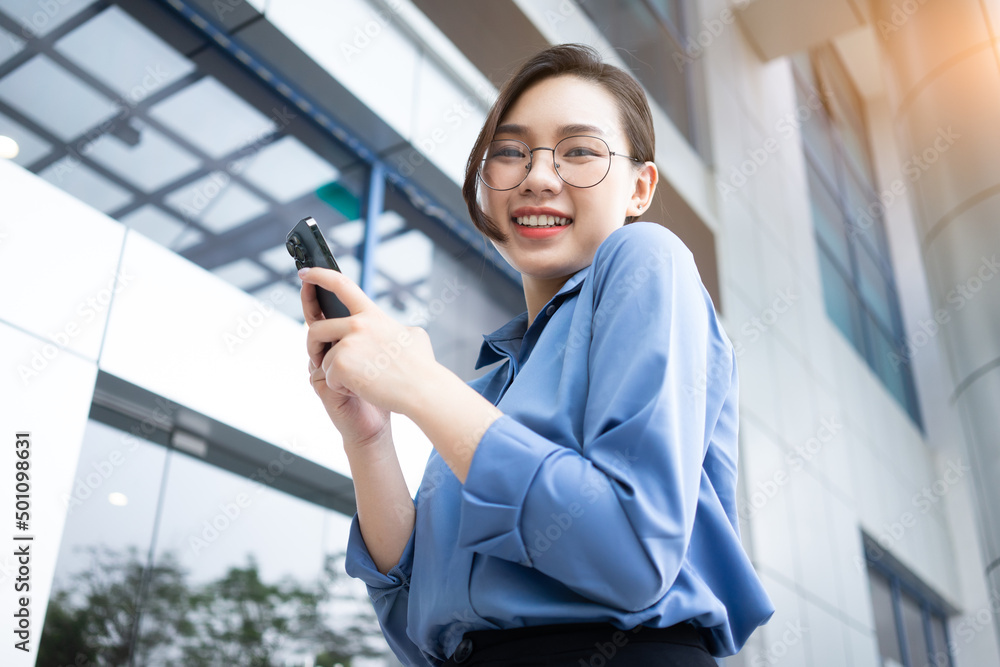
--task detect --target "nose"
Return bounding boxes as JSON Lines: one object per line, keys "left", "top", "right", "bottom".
{"left": 519, "top": 147, "right": 563, "bottom": 193}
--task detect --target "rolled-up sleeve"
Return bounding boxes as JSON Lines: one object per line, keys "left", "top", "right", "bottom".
{"left": 345, "top": 512, "right": 434, "bottom": 666}
{"left": 457, "top": 224, "right": 729, "bottom": 613}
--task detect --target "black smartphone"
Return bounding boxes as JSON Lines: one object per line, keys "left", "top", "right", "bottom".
{"left": 286, "top": 217, "right": 351, "bottom": 319}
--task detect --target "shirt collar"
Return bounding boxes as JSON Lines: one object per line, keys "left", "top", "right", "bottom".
{"left": 474, "top": 264, "right": 591, "bottom": 369}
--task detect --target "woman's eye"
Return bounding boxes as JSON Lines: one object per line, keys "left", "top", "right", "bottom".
{"left": 490, "top": 144, "right": 527, "bottom": 159}
{"left": 563, "top": 147, "right": 600, "bottom": 158}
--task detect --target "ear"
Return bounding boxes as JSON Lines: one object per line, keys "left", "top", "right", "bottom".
{"left": 626, "top": 162, "right": 658, "bottom": 218}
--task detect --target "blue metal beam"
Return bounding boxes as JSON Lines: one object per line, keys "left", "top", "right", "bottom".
{"left": 362, "top": 163, "right": 385, "bottom": 295}
{"left": 158, "top": 0, "right": 520, "bottom": 287}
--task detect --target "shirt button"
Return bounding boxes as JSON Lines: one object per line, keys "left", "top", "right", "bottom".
{"left": 453, "top": 637, "right": 474, "bottom": 663}
{"left": 545, "top": 304, "right": 555, "bottom": 317}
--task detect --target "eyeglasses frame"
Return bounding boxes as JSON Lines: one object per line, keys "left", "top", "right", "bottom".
{"left": 477, "top": 135, "right": 644, "bottom": 191}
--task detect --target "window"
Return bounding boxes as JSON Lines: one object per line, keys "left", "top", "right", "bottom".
{"left": 39, "top": 395, "right": 393, "bottom": 665}
{"left": 580, "top": 0, "right": 708, "bottom": 160}
{"left": 0, "top": 0, "right": 521, "bottom": 337}
{"left": 865, "top": 538, "right": 954, "bottom": 667}
{"left": 793, "top": 47, "right": 922, "bottom": 427}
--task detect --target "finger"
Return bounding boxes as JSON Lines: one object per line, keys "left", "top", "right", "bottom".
{"left": 308, "top": 357, "right": 323, "bottom": 383}
{"left": 298, "top": 267, "right": 373, "bottom": 316}
{"left": 309, "top": 357, "right": 342, "bottom": 396}
{"left": 300, "top": 281, "right": 326, "bottom": 326}
{"left": 309, "top": 359, "right": 328, "bottom": 387}
{"left": 305, "top": 317, "right": 356, "bottom": 368}
{"left": 311, "top": 347, "right": 352, "bottom": 398}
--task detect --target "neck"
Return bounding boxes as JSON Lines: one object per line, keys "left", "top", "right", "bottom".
{"left": 522, "top": 274, "right": 570, "bottom": 327}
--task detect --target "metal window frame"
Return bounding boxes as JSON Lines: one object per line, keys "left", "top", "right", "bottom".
{"left": 79, "top": 370, "right": 361, "bottom": 666}
{"left": 792, "top": 47, "right": 924, "bottom": 430}
{"left": 579, "top": 0, "right": 709, "bottom": 162}
{"left": 865, "top": 536, "right": 956, "bottom": 667}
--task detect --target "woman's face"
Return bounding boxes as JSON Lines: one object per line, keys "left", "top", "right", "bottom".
{"left": 480, "top": 75, "right": 655, "bottom": 284}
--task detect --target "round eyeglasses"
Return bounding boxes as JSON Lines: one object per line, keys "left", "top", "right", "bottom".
{"left": 477, "top": 135, "right": 642, "bottom": 191}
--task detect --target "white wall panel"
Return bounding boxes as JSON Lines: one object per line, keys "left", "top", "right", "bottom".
{"left": 0, "top": 323, "right": 98, "bottom": 667}
{"left": 0, "top": 159, "right": 125, "bottom": 364}
{"left": 410, "top": 52, "right": 487, "bottom": 185}
{"left": 264, "top": 0, "right": 419, "bottom": 141}
{"left": 739, "top": 417, "right": 799, "bottom": 585}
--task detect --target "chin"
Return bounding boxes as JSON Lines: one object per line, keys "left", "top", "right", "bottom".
{"left": 518, "top": 257, "right": 586, "bottom": 282}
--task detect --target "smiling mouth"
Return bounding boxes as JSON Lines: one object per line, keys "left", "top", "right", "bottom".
{"left": 513, "top": 214, "right": 573, "bottom": 228}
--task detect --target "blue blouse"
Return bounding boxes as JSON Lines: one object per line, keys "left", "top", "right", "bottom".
{"left": 345, "top": 222, "right": 774, "bottom": 666}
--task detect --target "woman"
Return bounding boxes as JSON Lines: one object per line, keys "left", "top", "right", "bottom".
{"left": 298, "top": 44, "right": 773, "bottom": 666}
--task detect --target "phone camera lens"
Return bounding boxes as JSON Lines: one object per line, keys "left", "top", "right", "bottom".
{"left": 286, "top": 239, "right": 307, "bottom": 261}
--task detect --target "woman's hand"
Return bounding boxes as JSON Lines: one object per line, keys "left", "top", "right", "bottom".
{"left": 301, "top": 266, "right": 504, "bottom": 483}
{"left": 305, "top": 354, "right": 391, "bottom": 451}
{"left": 299, "top": 267, "right": 437, "bottom": 444}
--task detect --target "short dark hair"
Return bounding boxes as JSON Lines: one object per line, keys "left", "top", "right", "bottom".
{"left": 462, "top": 44, "right": 656, "bottom": 243}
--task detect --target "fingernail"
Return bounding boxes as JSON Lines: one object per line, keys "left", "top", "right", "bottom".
{"left": 298, "top": 267, "right": 309, "bottom": 279}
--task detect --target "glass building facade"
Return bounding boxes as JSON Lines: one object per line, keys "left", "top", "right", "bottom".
{"left": 1, "top": 0, "right": 997, "bottom": 665}
{"left": 792, "top": 46, "right": 923, "bottom": 427}
{"left": 0, "top": 0, "right": 522, "bottom": 339}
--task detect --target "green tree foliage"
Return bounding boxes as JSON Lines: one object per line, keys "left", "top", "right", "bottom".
{"left": 38, "top": 547, "right": 387, "bottom": 667}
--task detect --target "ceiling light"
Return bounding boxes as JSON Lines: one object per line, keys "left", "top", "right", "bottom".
{"left": 0, "top": 135, "right": 19, "bottom": 159}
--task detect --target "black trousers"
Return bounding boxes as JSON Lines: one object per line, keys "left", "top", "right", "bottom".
{"left": 441, "top": 621, "right": 717, "bottom": 666}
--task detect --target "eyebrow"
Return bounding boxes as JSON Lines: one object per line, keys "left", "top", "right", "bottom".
{"left": 494, "top": 123, "right": 608, "bottom": 138}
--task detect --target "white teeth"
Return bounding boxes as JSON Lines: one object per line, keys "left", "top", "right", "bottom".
{"left": 515, "top": 215, "right": 571, "bottom": 227}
